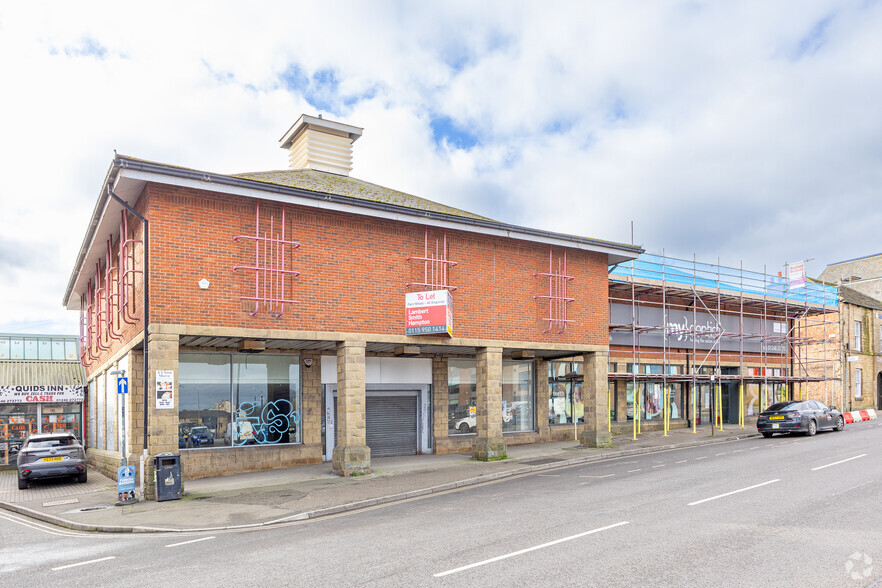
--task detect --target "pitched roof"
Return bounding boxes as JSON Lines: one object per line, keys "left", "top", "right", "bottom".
{"left": 234, "top": 169, "right": 492, "bottom": 221}
{"left": 840, "top": 285, "right": 882, "bottom": 311}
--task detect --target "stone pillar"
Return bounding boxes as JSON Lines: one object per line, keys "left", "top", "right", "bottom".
{"left": 615, "top": 380, "right": 628, "bottom": 423}
{"left": 332, "top": 341, "right": 370, "bottom": 476}
{"left": 301, "top": 351, "right": 322, "bottom": 448}
{"left": 144, "top": 332, "right": 180, "bottom": 500}
{"left": 432, "top": 355, "right": 449, "bottom": 442}
{"left": 579, "top": 350, "right": 612, "bottom": 447}
{"left": 472, "top": 347, "right": 507, "bottom": 460}
{"left": 535, "top": 359, "right": 551, "bottom": 439}
{"left": 126, "top": 349, "right": 144, "bottom": 465}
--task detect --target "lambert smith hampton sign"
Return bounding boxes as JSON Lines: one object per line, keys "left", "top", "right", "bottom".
{"left": 405, "top": 290, "right": 453, "bottom": 336}
{"left": 0, "top": 385, "right": 86, "bottom": 404}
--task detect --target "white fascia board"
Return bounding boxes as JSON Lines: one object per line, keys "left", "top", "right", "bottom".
{"left": 116, "top": 168, "right": 639, "bottom": 260}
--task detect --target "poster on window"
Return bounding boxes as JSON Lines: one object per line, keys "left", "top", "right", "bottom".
{"left": 155, "top": 370, "right": 175, "bottom": 409}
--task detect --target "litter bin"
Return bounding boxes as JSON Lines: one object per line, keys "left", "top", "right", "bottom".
{"left": 154, "top": 453, "right": 182, "bottom": 502}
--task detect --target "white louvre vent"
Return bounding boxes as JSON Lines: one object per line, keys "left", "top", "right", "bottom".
{"left": 279, "top": 114, "right": 363, "bottom": 176}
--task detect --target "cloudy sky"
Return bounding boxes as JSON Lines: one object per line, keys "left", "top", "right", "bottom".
{"left": 1, "top": 1, "right": 880, "bottom": 335}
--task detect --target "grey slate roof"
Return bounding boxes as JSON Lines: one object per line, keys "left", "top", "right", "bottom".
{"left": 840, "top": 285, "right": 882, "bottom": 311}
{"left": 0, "top": 361, "right": 87, "bottom": 386}
{"left": 234, "top": 169, "right": 493, "bottom": 221}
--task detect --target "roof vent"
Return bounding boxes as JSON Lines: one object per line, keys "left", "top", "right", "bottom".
{"left": 279, "top": 114, "right": 363, "bottom": 176}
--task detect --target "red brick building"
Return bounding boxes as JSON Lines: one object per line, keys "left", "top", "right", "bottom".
{"left": 63, "top": 115, "right": 641, "bottom": 497}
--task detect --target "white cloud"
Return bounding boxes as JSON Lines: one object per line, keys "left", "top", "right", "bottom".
{"left": 1, "top": 1, "right": 880, "bottom": 334}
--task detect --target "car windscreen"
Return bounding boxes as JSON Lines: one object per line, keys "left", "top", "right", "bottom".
{"left": 28, "top": 437, "right": 76, "bottom": 448}
{"left": 766, "top": 402, "right": 800, "bottom": 412}
{"left": 190, "top": 427, "right": 208, "bottom": 434}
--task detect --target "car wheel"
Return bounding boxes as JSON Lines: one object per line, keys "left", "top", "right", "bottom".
{"left": 77, "top": 472, "right": 87, "bottom": 483}
{"left": 17, "top": 477, "right": 28, "bottom": 490}
{"left": 459, "top": 422, "right": 470, "bottom": 434}
{"left": 834, "top": 416, "right": 844, "bottom": 431}
{"left": 761, "top": 432, "right": 773, "bottom": 438}
{"left": 806, "top": 420, "right": 817, "bottom": 436}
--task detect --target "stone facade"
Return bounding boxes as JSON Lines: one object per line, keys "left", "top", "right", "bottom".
{"left": 472, "top": 347, "right": 506, "bottom": 461}
{"left": 332, "top": 341, "right": 370, "bottom": 476}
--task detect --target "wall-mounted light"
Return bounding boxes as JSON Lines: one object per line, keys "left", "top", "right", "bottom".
{"left": 198, "top": 278, "right": 210, "bottom": 290}
{"left": 303, "top": 358, "right": 313, "bottom": 368}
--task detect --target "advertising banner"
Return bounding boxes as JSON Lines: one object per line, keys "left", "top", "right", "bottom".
{"left": 406, "top": 289, "right": 453, "bottom": 336}
{"left": 0, "top": 385, "right": 85, "bottom": 404}
{"left": 155, "top": 370, "right": 175, "bottom": 409}
{"left": 789, "top": 261, "right": 806, "bottom": 289}
{"left": 609, "top": 303, "right": 786, "bottom": 354}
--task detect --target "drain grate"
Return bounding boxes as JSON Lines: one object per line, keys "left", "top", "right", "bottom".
{"left": 524, "top": 458, "right": 565, "bottom": 466}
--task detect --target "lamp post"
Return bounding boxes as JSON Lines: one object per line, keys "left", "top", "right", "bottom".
{"left": 110, "top": 369, "right": 127, "bottom": 467}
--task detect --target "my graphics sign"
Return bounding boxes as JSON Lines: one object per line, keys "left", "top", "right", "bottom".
{"left": 406, "top": 289, "right": 453, "bottom": 336}
{"left": 0, "top": 385, "right": 86, "bottom": 404}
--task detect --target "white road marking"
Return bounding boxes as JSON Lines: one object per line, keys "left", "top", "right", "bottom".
{"left": 579, "top": 474, "right": 615, "bottom": 479}
{"left": 652, "top": 464, "right": 666, "bottom": 468}
{"left": 0, "top": 512, "right": 84, "bottom": 538}
{"left": 675, "top": 460, "right": 687, "bottom": 464}
{"left": 52, "top": 556, "right": 116, "bottom": 571}
{"left": 833, "top": 481, "right": 873, "bottom": 496}
{"left": 695, "top": 456, "right": 708, "bottom": 460}
{"left": 811, "top": 454, "right": 867, "bottom": 471}
{"left": 166, "top": 536, "right": 216, "bottom": 548}
{"left": 537, "top": 474, "right": 560, "bottom": 477}
{"left": 749, "top": 447, "right": 760, "bottom": 450}
{"left": 688, "top": 479, "right": 780, "bottom": 506}
{"left": 715, "top": 453, "right": 727, "bottom": 456}
{"left": 627, "top": 469, "right": 642, "bottom": 473}
{"left": 732, "top": 450, "right": 744, "bottom": 453}
{"left": 433, "top": 521, "right": 630, "bottom": 577}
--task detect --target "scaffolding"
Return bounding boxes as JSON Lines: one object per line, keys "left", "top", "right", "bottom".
{"left": 608, "top": 253, "right": 840, "bottom": 437}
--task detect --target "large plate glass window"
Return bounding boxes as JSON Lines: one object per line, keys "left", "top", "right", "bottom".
{"left": 548, "top": 361, "right": 582, "bottom": 425}
{"left": 503, "top": 360, "right": 534, "bottom": 433}
{"left": 448, "top": 359, "right": 476, "bottom": 435}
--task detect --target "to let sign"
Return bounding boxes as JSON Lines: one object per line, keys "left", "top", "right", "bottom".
{"left": 405, "top": 290, "right": 453, "bottom": 336}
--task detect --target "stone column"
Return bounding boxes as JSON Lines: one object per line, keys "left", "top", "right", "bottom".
{"left": 432, "top": 355, "right": 449, "bottom": 442}
{"left": 301, "top": 351, "right": 322, "bottom": 449}
{"left": 535, "top": 359, "right": 551, "bottom": 439}
{"left": 579, "top": 350, "right": 612, "bottom": 447}
{"left": 145, "top": 332, "right": 180, "bottom": 500}
{"left": 615, "top": 380, "right": 628, "bottom": 423}
{"left": 332, "top": 341, "right": 370, "bottom": 476}
{"left": 472, "top": 347, "right": 506, "bottom": 460}
{"left": 126, "top": 349, "right": 144, "bottom": 465}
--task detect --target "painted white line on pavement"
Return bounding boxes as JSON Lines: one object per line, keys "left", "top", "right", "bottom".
{"left": 675, "top": 460, "right": 687, "bottom": 464}
{"left": 433, "top": 521, "right": 630, "bottom": 577}
{"left": 715, "top": 453, "right": 727, "bottom": 456}
{"left": 579, "top": 474, "right": 615, "bottom": 479}
{"left": 833, "top": 481, "right": 873, "bottom": 497}
{"left": 695, "top": 456, "right": 708, "bottom": 460}
{"left": 52, "top": 556, "right": 116, "bottom": 571}
{"left": 627, "top": 469, "right": 642, "bottom": 473}
{"left": 811, "top": 454, "right": 867, "bottom": 471}
{"left": 749, "top": 447, "right": 760, "bottom": 450}
{"left": 687, "top": 479, "right": 780, "bottom": 506}
{"left": 166, "top": 536, "right": 216, "bottom": 548}
{"left": 732, "top": 450, "right": 744, "bottom": 453}
{"left": 0, "top": 512, "right": 83, "bottom": 538}
{"left": 652, "top": 464, "right": 666, "bottom": 468}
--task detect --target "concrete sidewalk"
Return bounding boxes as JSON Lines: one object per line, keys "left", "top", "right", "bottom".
{"left": 0, "top": 425, "right": 758, "bottom": 533}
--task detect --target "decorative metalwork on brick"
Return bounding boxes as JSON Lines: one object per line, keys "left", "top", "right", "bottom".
{"left": 233, "top": 200, "right": 301, "bottom": 317}
{"left": 118, "top": 210, "right": 142, "bottom": 325}
{"left": 406, "top": 227, "right": 458, "bottom": 291}
{"left": 93, "top": 262, "right": 109, "bottom": 351}
{"left": 534, "top": 247, "right": 575, "bottom": 333}
{"left": 79, "top": 293, "right": 91, "bottom": 366}
{"left": 104, "top": 238, "right": 122, "bottom": 340}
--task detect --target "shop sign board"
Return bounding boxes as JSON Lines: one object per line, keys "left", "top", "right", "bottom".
{"left": 405, "top": 289, "right": 453, "bottom": 336}
{"left": 0, "top": 385, "right": 85, "bottom": 404}
{"left": 156, "top": 370, "right": 175, "bottom": 409}
{"left": 789, "top": 261, "right": 806, "bottom": 289}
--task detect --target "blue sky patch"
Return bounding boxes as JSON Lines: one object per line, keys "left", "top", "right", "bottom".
{"left": 794, "top": 14, "right": 835, "bottom": 59}
{"left": 430, "top": 115, "right": 479, "bottom": 150}
{"left": 64, "top": 37, "right": 107, "bottom": 59}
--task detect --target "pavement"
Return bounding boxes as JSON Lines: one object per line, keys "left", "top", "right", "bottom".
{"left": 0, "top": 425, "right": 760, "bottom": 533}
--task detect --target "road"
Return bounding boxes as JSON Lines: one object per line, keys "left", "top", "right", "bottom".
{"left": 2, "top": 422, "right": 882, "bottom": 587}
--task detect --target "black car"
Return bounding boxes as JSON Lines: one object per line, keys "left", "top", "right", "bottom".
{"left": 757, "top": 400, "right": 844, "bottom": 438}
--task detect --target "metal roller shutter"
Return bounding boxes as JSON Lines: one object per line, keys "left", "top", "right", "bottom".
{"left": 333, "top": 395, "right": 419, "bottom": 457}
{"left": 367, "top": 396, "right": 418, "bottom": 457}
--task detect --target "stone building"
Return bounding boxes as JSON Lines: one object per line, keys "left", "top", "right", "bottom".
{"left": 62, "top": 114, "right": 641, "bottom": 498}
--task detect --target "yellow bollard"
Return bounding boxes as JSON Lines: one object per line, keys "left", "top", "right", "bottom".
{"left": 739, "top": 383, "right": 744, "bottom": 429}
{"left": 692, "top": 387, "right": 697, "bottom": 434}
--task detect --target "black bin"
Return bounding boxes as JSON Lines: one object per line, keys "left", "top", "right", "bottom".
{"left": 154, "top": 453, "right": 182, "bottom": 502}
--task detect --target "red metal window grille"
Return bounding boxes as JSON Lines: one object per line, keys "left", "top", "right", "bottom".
{"left": 93, "top": 262, "right": 109, "bottom": 351}
{"left": 118, "top": 210, "right": 142, "bottom": 325}
{"left": 534, "top": 247, "right": 575, "bottom": 333}
{"left": 104, "top": 238, "right": 122, "bottom": 340}
{"left": 405, "top": 227, "right": 458, "bottom": 291}
{"left": 233, "top": 200, "right": 301, "bottom": 317}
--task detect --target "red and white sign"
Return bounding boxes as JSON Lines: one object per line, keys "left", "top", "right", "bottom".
{"left": 0, "top": 385, "right": 85, "bottom": 404}
{"left": 405, "top": 290, "right": 453, "bottom": 336}
{"left": 789, "top": 261, "right": 806, "bottom": 289}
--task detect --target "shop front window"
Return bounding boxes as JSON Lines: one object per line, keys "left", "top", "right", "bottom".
{"left": 41, "top": 403, "right": 82, "bottom": 438}
{"left": 88, "top": 379, "right": 96, "bottom": 447}
{"left": 179, "top": 353, "right": 302, "bottom": 450}
{"left": 0, "top": 405, "right": 37, "bottom": 466}
{"left": 448, "top": 359, "right": 476, "bottom": 435}
{"left": 548, "top": 361, "right": 583, "bottom": 425}
{"left": 503, "top": 360, "right": 534, "bottom": 433}
{"left": 105, "top": 371, "right": 116, "bottom": 451}
{"left": 96, "top": 372, "right": 104, "bottom": 449}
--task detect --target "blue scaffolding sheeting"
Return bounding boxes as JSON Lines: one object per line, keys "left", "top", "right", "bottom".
{"left": 610, "top": 254, "right": 838, "bottom": 309}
